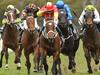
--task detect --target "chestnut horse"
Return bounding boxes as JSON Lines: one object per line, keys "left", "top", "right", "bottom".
{"left": 39, "top": 20, "right": 62, "bottom": 75}
{"left": 58, "top": 9, "right": 80, "bottom": 73}
{"left": 82, "top": 10, "right": 100, "bottom": 73}
{"left": 0, "top": 10, "right": 21, "bottom": 69}
{"left": 21, "top": 14, "right": 40, "bottom": 74}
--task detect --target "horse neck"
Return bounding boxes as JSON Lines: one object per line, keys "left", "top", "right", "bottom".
{"left": 59, "top": 24, "right": 69, "bottom": 37}
{"left": 85, "top": 25, "right": 97, "bottom": 38}
{"left": 4, "top": 24, "right": 18, "bottom": 38}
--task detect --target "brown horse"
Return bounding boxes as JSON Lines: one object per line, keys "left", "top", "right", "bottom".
{"left": 58, "top": 9, "right": 80, "bottom": 73}
{"left": 0, "top": 10, "right": 21, "bottom": 69}
{"left": 39, "top": 20, "right": 62, "bottom": 75}
{"left": 20, "top": 14, "right": 40, "bottom": 74}
{"left": 82, "top": 10, "right": 100, "bottom": 73}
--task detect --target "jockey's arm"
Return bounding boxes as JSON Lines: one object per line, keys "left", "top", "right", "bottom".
{"left": 64, "top": 4, "right": 73, "bottom": 24}
{"left": 93, "top": 9, "right": 100, "bottom": 23}
{"left": 15, "top": 8, "right": 20, "bottom": 18}
{"left": 37, "top": 6, "right": 46, "bottom": 17}
{"left": 2, "top": 12, "right": 8, "bottom": 24}
{"left": 54, "top": 6, "right": 58, "bottom": 23}
{"left": 78, "top": 10, "right": 85, "bottom": 25}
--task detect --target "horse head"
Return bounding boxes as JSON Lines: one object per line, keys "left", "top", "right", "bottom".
{"left": 84, "top": 10, "right": 94, "bottom": 28}
{"left": 58, "top": 9, "right": 68, "bottom": 28}
{"left": 6, "top": 10, "right": 16, "bottom": 24}
{"left": 45, "top": 20, "right": 57, "bottom": 39}
{"left": 26, "top": 14, "right": 35, "bottom": 31}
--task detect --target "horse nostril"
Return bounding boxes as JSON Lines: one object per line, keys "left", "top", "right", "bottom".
{"left": 47, "top": 31, "right": 55, "bottom": 39}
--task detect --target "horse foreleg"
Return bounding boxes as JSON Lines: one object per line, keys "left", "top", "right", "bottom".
{"left": 5, "top": 49, "right": 9, "bottom": 69}
{"left": 43, "top": 56, "right": 48, "bottom": 75}
{"left": 95, "top": 48, "right": 100, "bottom": 64}
{"left": 18, "top": 44, "right": 23, "bottom": 61}
{"left": 39, "top": 48, "right": 45, "bottom": 72}
{"left": 14, "top": 46, "right": 21, "bottom": 70}
{"left": 33, "top": 45, "right": 40, "bottom": 72}
{"left": 24, "top": 50, "right": 31, "bottom": 75}
{"left": 57, "top": 57, "right": 62, "bottom": 75}
{"left": 68, "top": 53, "right": 73, "bottom": 70}
{"left": 0, "top": 47, "right": 6, "bottom": 68}
{"left": 71, "top": 52, "right": 76, "bottom": 73}
{"left": 84, "top": 47, "right": 93, "bottom": 73}
{"left": 33, "top": 53, "right": 39, "bottom": 72}
{"left": 93, "top": 48, "right": 100, "bottom": 72}
{"left": 52, "top": 52, "right": 60, "bottom": 75}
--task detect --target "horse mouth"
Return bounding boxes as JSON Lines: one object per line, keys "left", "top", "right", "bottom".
{"left": 86, "top": 18, "right": 93, "bottom": 25}
{"left": 47, "top": 30, "right": 56, "bottom": 39}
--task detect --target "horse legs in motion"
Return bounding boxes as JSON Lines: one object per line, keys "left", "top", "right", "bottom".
{"left": 0, "top": 45, "right": 21, "bottom": 69}
{"left": 0, "top": 47, "right": 8, "bottom": 68}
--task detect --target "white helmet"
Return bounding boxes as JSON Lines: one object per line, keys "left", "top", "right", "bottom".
{"left": 7, "top": 5, "right": 15, "bottom": 9}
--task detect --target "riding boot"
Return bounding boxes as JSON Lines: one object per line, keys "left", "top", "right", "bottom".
{"left": 56, "top": 26, "right": 65, "bottom": 43}
{"left": 79, "top": 24, "right": 87, "bottom": 36}
{"left": 19, "top": 30, "right": 23, "bottom": 44}
{"left": 56, "top": 26, "right": 64, "bottom": 37}
{"left": 69, "top": 24, "right": 79, "bottom": 40}
{"left": 96, "top": 23, "right": 100, "bottom": 32}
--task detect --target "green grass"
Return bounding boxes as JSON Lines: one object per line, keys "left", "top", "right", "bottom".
{"left": 0, "top": 40, "right": 100, "bottom": 75}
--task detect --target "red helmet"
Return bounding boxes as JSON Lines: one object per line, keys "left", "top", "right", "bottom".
{"left": 46, "top": 2, "right": 54, "bottom": 11}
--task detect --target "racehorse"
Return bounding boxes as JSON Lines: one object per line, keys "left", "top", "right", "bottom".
{"left": 0, "top": 10, "right": 21, "bottom": 69}
{"left": 20, "top": 13, "right": 40, "bottom": 74}
{"left": 82, "top": 10, "right": 100, "bottom": 73}
{"left": 39, "top": 20, "right": 62, "bottom": 75}
{"left": 58, "top": 9, "right": 80, "bottom": 73}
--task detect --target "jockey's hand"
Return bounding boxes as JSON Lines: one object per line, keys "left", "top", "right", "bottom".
{"left": 54, "top": 19, "right": 58, "bottom": 27}
{"left": 15, "top": 18, "right": 21, "bottom": 23}
{"left": 69, "top": 20, "right": 73, "bottom": 25}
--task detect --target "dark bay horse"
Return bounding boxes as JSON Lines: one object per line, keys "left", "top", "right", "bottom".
{"left": 21, "top": 13, "right": 40, "bottom": 74}
{"left": 0, "top": 10, "right": 21, "bottom": 69}
{"left": 58, "top": 9, "right": 80, "bottom": 73}
{"left": 82, "top": 10, "right": 100, "bottom": 73}
{"left": 39, "top": 20, "right": 62, "bottom": 75}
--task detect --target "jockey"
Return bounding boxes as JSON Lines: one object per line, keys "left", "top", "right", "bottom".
{"left": 37, "top": 2, "right": 63, "bottom": 36}
{"left": 1, "top": 5, "right": 22, "bottom": 32}
{"left": 21, "top": 3, "right": 40, "bottom": 30}
{"left": 56, "top": 0, "right": 78, "bottom": 39}
{"left": 78, "top": 4, "right": 100, "bottom": 31}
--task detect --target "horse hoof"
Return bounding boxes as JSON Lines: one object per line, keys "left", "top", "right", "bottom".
{"left": 57, "top": 71, "right": 62, "bottom": 75}
{"left": 5, "top": 64, "right": 8, "bottom": 69}
{"left": 16, "top": 63, "right": 21, "bottom": 70}
{"left": 68, "top": 66, "right": 72, "bottom": 70}
{"left": 72, "top": 68, "right": 76, "bottom": 73}
{"left": 33, "top": 69, "right": 38, "bottom": 72}
{"left": 17, "top": 67, "right": 21, "bottom": 70}
{"left": 94, "top": 68, "right": 98, "bottom": 72}
{"left": 95, "top": 60, "right": 99, "bottom": 65}
{"left": 88, "top": 70, "right": 93, "bottom": 73}
{"left": 0, "top": 65, "right": 2, "bottom": 68}
{"left": 39, "top": 69, "right": 43, "bottom": 72}
{"left": 28, "top": 72, "right": 30, "bottom": 75}
{"left": 0, "top": 62, "right": 2, "bottom": 68}
{"left": 99, "top": 66, "right": 100, "bottom": 70}
{"left": 39, "top": 67, "right": 43, "bottom": 72}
